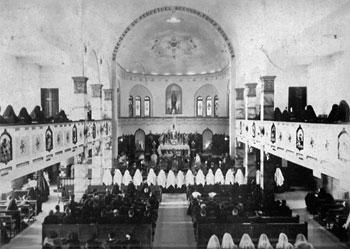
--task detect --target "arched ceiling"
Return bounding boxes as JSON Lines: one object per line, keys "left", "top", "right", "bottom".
{"left": 116, "top": 8, "right": 232, "bottom": 76}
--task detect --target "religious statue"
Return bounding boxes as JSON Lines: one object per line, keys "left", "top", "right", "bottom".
{"left": 171, "top": 91, "right": 177, "bottom": 113}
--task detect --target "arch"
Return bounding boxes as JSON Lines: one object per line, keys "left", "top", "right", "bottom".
{"left": 194, "top": 84, "right": 218, "bottom": 117}
{"left": 202, "top": 128, "right": 213, "bottom": 153}
{"left": 112, "top": 6, "right": 234, "bottom": 61}
{"left": 87, "top": 49, "right": 101, "bottom": 84}
{"left": 135, "top": 129, "right": 145, "bottom": 151}
{"left": 165, "top": 83, "right": 182, "bottom": 114}
{"left": 129, "top": 85, "right": 153, "bottom": 99}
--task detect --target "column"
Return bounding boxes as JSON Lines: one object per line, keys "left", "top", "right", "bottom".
{"left": 245, "top": 83, "right": 258, "bottom": 120}
{"left": 103, "top": 89, "right": 112, "bottom": 119}
{"left": 72, "top": 76, "right": 89, "bottom": 121}
{"left": 260, "top": 148, "right": 265, "bottom": 189}
{"left": 260, "top": 76, "right": 276, "bottom": 120}
{"left": 90, "top": 84, "right": 103, "bottom": 120}
{"left": 90, "top": 142, "right": 103, "bottom": 185}
{"left": 73, "top": 154, "right": 89, "bottom": 200}
{"left": 235, "top": 88, "right": 245, "bottom": 119}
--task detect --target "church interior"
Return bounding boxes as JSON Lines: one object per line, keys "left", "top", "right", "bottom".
{"left": 0, "top": 0, "right": 350, "bottom": 248}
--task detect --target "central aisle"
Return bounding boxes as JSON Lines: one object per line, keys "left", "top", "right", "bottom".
{"left": 153, "top": 193, "right": 196, "bottom": 248}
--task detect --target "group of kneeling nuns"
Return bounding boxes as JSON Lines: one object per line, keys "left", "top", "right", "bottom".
{"left": 207, "top": 233, "right": 314, "bottom": 249}
{"left": 102, "top": 168, "right": 246, "bottom": 189}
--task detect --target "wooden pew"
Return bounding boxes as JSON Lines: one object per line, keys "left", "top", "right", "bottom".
{"left": 42, "top": 223, "right": 153, "bottom": 249}
{"left": 0, "top": 215, "right": 15, "bottom": 238}
{"left": 195, "top": 222, "right": 308, "bottom": 249}
{"left": 0, "top": 200, "right": 37, "bottom": 221}
{"left": 0, "top": 210, "right": 22, "bottom": 232}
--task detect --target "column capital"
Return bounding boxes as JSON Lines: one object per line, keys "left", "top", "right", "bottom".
{"left": 245, "top": 83, "right": 258, "bottom": 97}
{"left": 72, "top": 76, "right": 89, "bottom": 94}
{"left": 104, "top": 89, "right": 113, "bottom": 101}
{"left": 91, "top": 84, "right": 103, "bottom": 98}
{"left": 235, "top": 88, "right": 245, "bottom": 100}
{"left": 260, "top": 76, "right": 276, "bottom": 93}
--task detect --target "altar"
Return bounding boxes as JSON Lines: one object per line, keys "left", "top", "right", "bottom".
{"left": 157, "top": 121, "right": 190, "bottom": 157}
{"left": 157, "top": 143, "right": 190, "bottom": 157}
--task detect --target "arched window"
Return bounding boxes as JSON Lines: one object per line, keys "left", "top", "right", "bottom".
{"left": 128, "top": 96, "right": 133, "bottom": 117}
{"left": 144, "top": 96, "right": 150, "bottom": 117}
{"left": 202, "top": 129, "right": 213, "bottom": 152}
{"left": 135, "top": 96, "right": 141, "bottom": 116}
{"left": 135, "top": 129, "right": 145, "bottom": 151}
{"left": 206, "top": 96, "right": 212, "bottom": 116}
{"left": 214, "top": 95, "right": 219, "bottom": 116}
{"left": 197, "top": 96, "right": 203, "bottom": 116}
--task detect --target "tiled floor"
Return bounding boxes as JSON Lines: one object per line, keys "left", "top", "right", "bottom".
{"left": 1, "top": 187, "right": 349, "bottom": 248}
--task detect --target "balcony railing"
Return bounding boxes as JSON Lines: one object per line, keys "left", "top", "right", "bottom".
{"left": 0, "top": 120, "right": 112, "bottom": 181}
{"left": 236, "top": 119, "right": 350, "bottom": 181}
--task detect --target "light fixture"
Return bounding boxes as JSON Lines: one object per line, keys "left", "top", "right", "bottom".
{"left": 166, "top": 15, "right": 182, "bottom": 23}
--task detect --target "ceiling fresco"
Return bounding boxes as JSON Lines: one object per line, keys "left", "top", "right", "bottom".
{"left": 116, "top": 9, "right": 231, "bottom": 75}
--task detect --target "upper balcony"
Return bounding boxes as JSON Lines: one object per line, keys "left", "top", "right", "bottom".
{"left": 0, "top": 120, "right": 112, "bottom": 181}
{"left": 235, "top": 119, "right": 350, "bottom": 185}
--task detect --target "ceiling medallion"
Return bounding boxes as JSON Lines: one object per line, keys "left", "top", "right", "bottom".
{"left": 151, "top": 34, "right": 198, "bottom": 59}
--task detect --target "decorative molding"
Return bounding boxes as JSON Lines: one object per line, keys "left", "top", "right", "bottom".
{"left": 91, "top": 84, "right": 103, "bottom": 98}
{"left": 72, "top": 76, "right": 89, "bottom": 94}
{"left": 260, "top": 76, "right": 276, "bottom": 93}
{"left": 235, "top": 88, "right": 244, "bottom": 100}
{"left": 117, "top": 63, "right": 230, "bottom": 80}
{"left": 104, "top": 89, "right": 113, "bottom": 101}
{"left": 112, "top": 6, "right": 235, "bottom": 60}
{"left": 245, "top": 83, "right": 258, "bottom": 97}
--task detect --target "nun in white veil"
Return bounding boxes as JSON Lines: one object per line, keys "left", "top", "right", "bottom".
{"left": 207, "top": 234, "right": 221, "bottom": 249}
{"left": 239, "top": 233, "right": 255, "bottom": 249}
{"left": 234, "top": 168, "right": 245, "bottom": 185}
{"left": 157, "top": 169, "right": 166, "bottom": 188}
{"left": 102, "top": 169, "right": 113, "bottom": 185}
{"left": 122, "top": 169, "right": 133, "bottom": 186}
{"left": 185, "top": 169, "right": 195, "bottom": 186}
{"left": 257, "top": 233, "right": 273, "bottom": 249}
{"left": 166, "top": 170, "right": 177, "bottom": 189}
{"left": 274, "top": 167, "right": 284, "bottom": 187}
{"left": 113, "top": 168, "right": 123, "bottom": 187}
{"left": 214, "top": 168, "right": 225, "bottom": 184}
{"left": 176, "top": 170, "right": 185, "bottom": 189}
{"left": 256, "top": 169, "right": 261, "bottom": 186}
{"left": 225, "top": 168, "right": 235, "bottom": 185}
{"left": 133, "top": 168, "right": 143, "bottom": 187}
{"left": 146, "top": 168, "right": 157, "bottom": 186}
{"left": 221, "top": 232, "right": 237, "bottom": 249}
{"left": 206, "top": 169, "right": 215, "bottom": 185}
{"left": 196, "top": 169, "right": 206, "bottom": 185}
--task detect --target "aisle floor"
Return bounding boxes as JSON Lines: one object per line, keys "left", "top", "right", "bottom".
{"left": 153, "top": 193, "right": 196, "bottom": 248}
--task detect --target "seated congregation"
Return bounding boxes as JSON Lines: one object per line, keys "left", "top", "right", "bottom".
{"left": 305, "top": 187, "right": 350, "bottom": 243}
{"left": 0, "top": 171, "right": 49, "bottom": 244}
{"left": 186, "top": 181, "right": 306, "bottom": 249}
{"left": 42, "top": 182, "right": 159, "bottom": 249}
